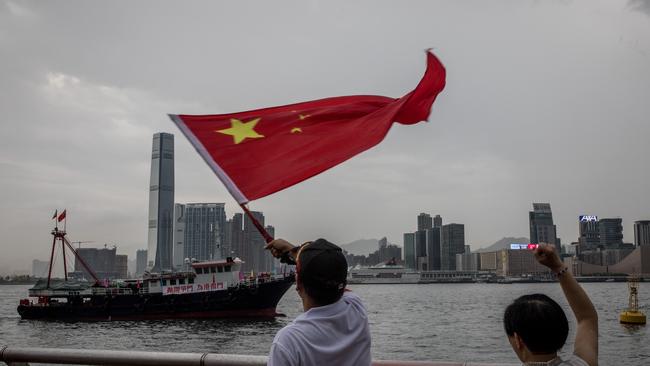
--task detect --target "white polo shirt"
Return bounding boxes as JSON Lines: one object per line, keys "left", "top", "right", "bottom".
{"left": 268, "top": 292, "right": 372, "bottom": 366}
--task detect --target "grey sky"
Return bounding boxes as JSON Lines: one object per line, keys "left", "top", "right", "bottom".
{"left": 1, "top": 0, "right": 649, "bottom": 274}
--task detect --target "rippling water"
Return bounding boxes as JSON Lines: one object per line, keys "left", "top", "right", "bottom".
{"left": 1, "top": 283, "right": 648, "bottom": 365}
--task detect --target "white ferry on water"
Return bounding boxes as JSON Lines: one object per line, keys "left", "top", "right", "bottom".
{"left": 348, "top": 262, "right": 476, "bottom": 284}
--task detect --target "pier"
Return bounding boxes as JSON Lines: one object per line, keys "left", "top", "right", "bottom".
{"left": 0, "top": 346, "right": 515, "bottom": 366}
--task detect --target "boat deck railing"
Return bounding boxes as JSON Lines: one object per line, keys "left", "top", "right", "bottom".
{"left": 91, "top": 287, "right": 134, "bottom": 296}
{"left": 0, "top": 346, "right": 516, "bottom": 366}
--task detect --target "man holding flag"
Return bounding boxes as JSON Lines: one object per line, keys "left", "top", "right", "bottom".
{"left": 265, "top": 238, "right": 370, "bottom": 366}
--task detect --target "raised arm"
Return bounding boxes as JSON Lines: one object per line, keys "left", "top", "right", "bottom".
{"left": 534, "top": 244, "right": 598, "bottom": 366}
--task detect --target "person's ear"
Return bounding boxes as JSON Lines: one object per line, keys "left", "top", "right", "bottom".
{"left": 513, "top": 332, "right": 525, "bottom": 351}
{"left": 295, "top": 272, "right": 302, "bottom": 291}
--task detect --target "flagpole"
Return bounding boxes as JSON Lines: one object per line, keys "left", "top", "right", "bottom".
{"left": 239, "top": 203, "right": 273, "bottom": 243}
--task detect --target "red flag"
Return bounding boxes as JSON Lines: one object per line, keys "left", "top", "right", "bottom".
{"left": 171, "top": 51, "right": 445, "bottom": 204}
{"left": 52, "top": 210, "right": 58, "bottom": 220}
{"left": 57, "top": 209, "right": 66, "bottom": 222}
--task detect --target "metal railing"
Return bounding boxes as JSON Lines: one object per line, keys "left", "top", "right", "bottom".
{"left": 0, "top": 346, "right": 515, "bottom": 366}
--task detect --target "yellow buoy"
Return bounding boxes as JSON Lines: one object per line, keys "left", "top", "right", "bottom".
{"left": 620, "top": 311, "right": 646, "bottom": 324}
{"left": 619, "top": 275, "right": 646, "bottom": 325}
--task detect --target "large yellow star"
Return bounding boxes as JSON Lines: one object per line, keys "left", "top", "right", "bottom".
{"left": 216, "top": 118, "right": 264, "bottom": 144}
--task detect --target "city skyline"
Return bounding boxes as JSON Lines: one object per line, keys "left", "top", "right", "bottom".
{"left": 2, "top": 1, "right": 650, "bottom": 274}
{"left": 6, "top": 202, "right": 648, "bottom": 275}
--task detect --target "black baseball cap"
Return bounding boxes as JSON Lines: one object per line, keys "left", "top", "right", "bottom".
{"left": 297, "top": 238, "right": 348, "bottom": 291}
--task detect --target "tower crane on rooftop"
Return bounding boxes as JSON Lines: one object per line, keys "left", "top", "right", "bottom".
{"left": 70, "top": 241, "right": 95, "bottom": 249}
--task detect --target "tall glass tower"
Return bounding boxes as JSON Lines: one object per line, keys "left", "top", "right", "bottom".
{"left": 146, "top": 133, "right": 175, "bottom": 272}
{"left": 529, "top": 203, "right": 559, "bottom": 252}
{"left": 182, "top": 203, "right": 226, "bottom": 262}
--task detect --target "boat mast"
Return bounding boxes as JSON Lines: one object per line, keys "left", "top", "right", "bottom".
{"left": 45, "top": 225, "right": 101, "bottom": 289}
{"left": 46, "top": 228, "right": 59, "bottom": 288}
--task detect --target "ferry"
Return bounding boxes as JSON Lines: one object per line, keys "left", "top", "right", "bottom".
{"left": 348, "top": 262, "right": 477, "bottom": 284}
{"left": 17, "top": 228, "right": 294, "bottom": 321}
{"left": 348, "top": 263, "right": 420, "bottom": 284}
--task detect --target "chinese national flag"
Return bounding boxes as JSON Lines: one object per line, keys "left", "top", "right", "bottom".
{"left": 57, "top": 209, "right": 66, "bottom": 222}
{"left": 170, "top": 51, "right": 446, "bottom": 204}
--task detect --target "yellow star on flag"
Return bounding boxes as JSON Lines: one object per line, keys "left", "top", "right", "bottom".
{"left": 216, "top": 118, "right": 264, "bottom": 144}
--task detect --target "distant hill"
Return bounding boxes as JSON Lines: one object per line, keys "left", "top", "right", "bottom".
{"left": 341, "top": 239, "right": 384, "bottom": 256}
{"left": 476, "top": 237, "right": 529, "bottom": 253}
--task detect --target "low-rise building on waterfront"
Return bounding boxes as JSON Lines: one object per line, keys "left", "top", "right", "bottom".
{"left": 479, "top": 251, "right": 499, "bottom": 272}
{"left": 565, "top": 245, "right": 650, "bottom": 276}
{"left": 497, "top": 249, "right": 548, "bottom": 277}
{"left": 456, "top": 252, "right": 481, "bottom": 271}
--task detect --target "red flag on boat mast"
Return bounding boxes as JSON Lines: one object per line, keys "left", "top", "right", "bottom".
{"left": 57, "top": 209, "right": 66, "bottom": 222}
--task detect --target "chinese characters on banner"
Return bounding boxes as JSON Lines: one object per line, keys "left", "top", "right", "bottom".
{"left": 162, "top": 282, "right": 224, "bottom": 296}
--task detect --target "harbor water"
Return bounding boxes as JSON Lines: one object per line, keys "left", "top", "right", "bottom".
{"left": 1, "top": 283, "right": 648, "bottom": 365}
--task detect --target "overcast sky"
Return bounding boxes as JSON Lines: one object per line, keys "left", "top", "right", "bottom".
{"left": 1, "top": 0, "right": 649, "bottom": 274}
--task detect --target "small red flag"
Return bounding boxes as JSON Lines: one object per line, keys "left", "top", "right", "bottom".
{"left": 52, "top": 210, "right": 58, "bottom": 220}
{"left": 57, "top": 209, "right": 66, "bottom": 222}
{"left": 171, "top": 51, "right": 446, "bottom": 204}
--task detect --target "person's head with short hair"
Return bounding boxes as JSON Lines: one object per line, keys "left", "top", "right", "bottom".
{"left": 296, "top": 238, "right": 348, "bottom": 308}
{"left": 503, "top": 293, "right": 569, "bottom": 361}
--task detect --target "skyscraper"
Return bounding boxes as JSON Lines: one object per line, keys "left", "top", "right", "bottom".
{"left": 529, "top": 203, "right": 559, "bottom": 252}
{"left": 115, "top": 254, "right": 128, "bottom": 278}
{"left": 378, "top": 237, "right": 388, "bottom": 250}
{"left": 417, "top": 213, "right": 433, "bottom": 231}
{"left": 433, "top": 215, "right": 442, "bottom": 228}
{"left": 441, "top": 223, "right": 465, "bottom": 270}
{"left": 229, "top": 213, "right": 245, "bottom": 260}
{"left": 634, "top": 220, "right": 650, "bottom": 246}
{"left": 147, "top": 133, "right": 175, "bottom": 272}
{"left": 183, "top": 203, "right": 227, "bottom": 262}
{"left": 426, "top": 227, "right": 442, "bottom": 271}
{"left": 135, "top": 249, "right": 147, "bottom": 277}
{"left": 265, "top": 225, "right": 276, "bottom": 271}
{"left": 403, "top": 233, "right": 416, "bottom": 269}
{"left": 598, "top": 218, "right": 623, "bottom": 248}
{"left": 173, "top": 203, "right": 186, "bottom": 270}
{"left": 578, "top": 215, "right": 599, "bottom": 251}
{"left": 32, "top": 259, "right": 49, "bottom": 278}
{"left": 243, "top": 211, "right": 274, "bottom": 273}
{"left": 75, "top": 247, "right": 117, "bottom": 279}
{"left": 415, "top": 230, "right": 427, "bottom": 257}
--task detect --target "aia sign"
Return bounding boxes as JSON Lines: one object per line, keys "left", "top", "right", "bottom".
{"left": 579, "top": 215, "right": 598, "bottom": 222}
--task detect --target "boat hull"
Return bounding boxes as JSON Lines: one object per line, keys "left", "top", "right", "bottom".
{"left": 18, "top": 276, "right": 294, "bottom": 321}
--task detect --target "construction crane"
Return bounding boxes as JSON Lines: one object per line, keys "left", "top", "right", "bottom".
{"left": 70, "top": 241, "right": 95, "bottom": 249}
